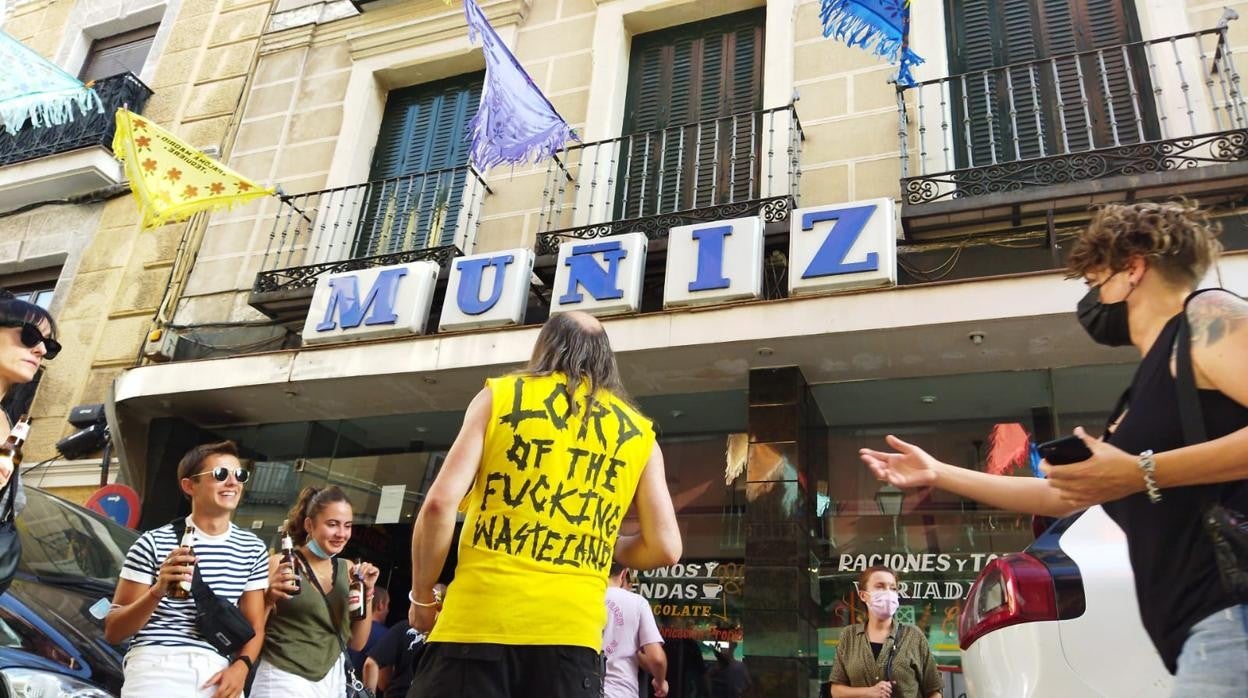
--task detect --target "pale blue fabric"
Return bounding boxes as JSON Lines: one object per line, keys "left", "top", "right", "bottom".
{"left": 0, "top": 29, "right": 102, "bottom": 135}
{"left": 819, "top": 0, "right": 924, "bottom": 87}
{"left": 1171, "top": 604, "right": 1248, "bottom": 697}
{"left": 463, "top": 0, "right": 576, "bottom": 170}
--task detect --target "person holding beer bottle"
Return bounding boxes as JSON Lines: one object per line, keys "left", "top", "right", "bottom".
{"left": 0, "top": 289, "right": 61, "bottom": 515}
{"left": 105, "top": 441, "right": 269, "bottom": 698}
{"left": 252, "top": 485, "right": 379, "bottom": 698}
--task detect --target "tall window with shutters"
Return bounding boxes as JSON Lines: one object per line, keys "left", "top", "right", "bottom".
{"left": 79, "top": 24, "right": 160, "bottom": 82}
{"left": 356, "top": 72, "right": 484, "bottom": 257}
{"left": 945, "top": 0, "right": 1158, "bottom": 169}
{"left": 617, "top": 9, "right": 765, "bottom": 220}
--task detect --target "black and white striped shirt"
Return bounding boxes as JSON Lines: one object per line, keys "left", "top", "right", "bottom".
{"left": 119, "top": 518, "right": 269, "bottom": 652}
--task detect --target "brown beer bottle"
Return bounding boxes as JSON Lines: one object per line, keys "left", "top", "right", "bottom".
{"left": 0, "top": 415, "right": 30, "bottom": 488}
{"left": 347, "top": 559, "right": 366, "bottom": 621}
{"left": 280, "top": 529, "right": 301, "bottom": 596}
{"left": 167, "top": 524, "right": 195, "bottom": 599}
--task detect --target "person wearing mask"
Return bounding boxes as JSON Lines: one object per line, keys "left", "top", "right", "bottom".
{"left": 603, "top": 563, "right": 668, "bottom": 698}
{"left": 105, "top": 441, "right": 269, "bottom": 698}
{"left": 252, "top": 486, "right": 380, "bottom": 698}
{"left": 0, "top": 290, "right": 60, "bottom": 513}
{"left": 364, "top": 584, "right": 446, "bottom": 698}
{"left": 351, "top": 586, "right": 390, "bottom": 672}
{"left": 829, "top": 567, "right": 941, "bottom": 698}
{"left": 860, "top": 201, "right": 1248, "bottom": 695}
{"left": 406, "top": 311, "right": 682, "bottom": 697}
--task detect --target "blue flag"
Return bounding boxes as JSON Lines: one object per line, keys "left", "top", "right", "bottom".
{"left": 463, "top": 0, "right": 577, "bottom": 170}
{"left": 0, "top": 29, "right": 101, "bottom": 135}
{"left": 819, "top": 0, "right": 924, "bottom": 87}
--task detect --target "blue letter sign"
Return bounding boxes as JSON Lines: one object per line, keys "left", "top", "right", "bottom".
{"left": 456, "top": 254, "right": 515, "bottom": 315}
{"left": 800, "top": 204, "right": 879, "bottom": 279}
{"left": 315, "top": 267, "right": 408, "bottom": 331}
{"left": 789, "top": 199, "right": 897, "bottom": 296}
{"left": 551, "top": 232, "right": 648, "bottom": 317}
{"left": 302, "top": 261, "right": 440, "bottom": 345}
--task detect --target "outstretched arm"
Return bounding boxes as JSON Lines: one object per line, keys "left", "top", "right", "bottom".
{"left": 614, "top": 443, "right": 682, "bottom": 570}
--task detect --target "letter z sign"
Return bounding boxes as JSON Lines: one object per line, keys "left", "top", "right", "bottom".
{"left": 788, "top": 198, "right": 897, "bottom": 296}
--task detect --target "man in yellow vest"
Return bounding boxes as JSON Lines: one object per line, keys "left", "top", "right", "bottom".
{"left": 406, "top": 311, "right": 682, "bottom": 697}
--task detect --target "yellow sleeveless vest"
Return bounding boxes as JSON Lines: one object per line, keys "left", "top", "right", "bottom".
{"left": 430, "top": 373, "right": 656, "bottom": 650}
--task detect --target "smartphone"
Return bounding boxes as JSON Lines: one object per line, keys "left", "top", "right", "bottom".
{"left": 1036, "top": 435, "right": 1093, "bottom": 465}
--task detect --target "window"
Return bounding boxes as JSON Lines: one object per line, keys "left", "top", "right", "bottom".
{"left": 619, "top": 9, "right": 765, "bottom": 217}
{"left": 10, "top": 286, "right": 53, "bottom": 310}
{"left": 945, "top": 0, "right": 1157, "bottom": 166}
{"left": 357, "top": 72, "right": 484, "bottom": 257}
{"left": 79, "top": 24, "right": 160, "bottom": 82}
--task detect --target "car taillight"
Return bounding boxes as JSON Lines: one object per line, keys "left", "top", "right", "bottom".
{"left": 958, "top": 552, "right": 1058, "bottom": 650}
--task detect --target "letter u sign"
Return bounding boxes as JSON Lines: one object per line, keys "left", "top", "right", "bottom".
{"left": 788, "top": 198, "right": 897, "bottom": 296}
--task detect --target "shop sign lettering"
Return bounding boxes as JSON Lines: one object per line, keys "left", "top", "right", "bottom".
{"left": 837, "top": 552, "right": 1001, "bottom": 575}
{"left": 301, "top": 198, "right": 898, "bottom": 344}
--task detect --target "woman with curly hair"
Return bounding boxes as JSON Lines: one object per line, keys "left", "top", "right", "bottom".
{"left": 860, "top": 200, "right": 1248, "bottom": 696}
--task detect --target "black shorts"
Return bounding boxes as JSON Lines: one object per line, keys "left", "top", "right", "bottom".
{"left": 407, "top": 642, "right": 603, "bottom": 698}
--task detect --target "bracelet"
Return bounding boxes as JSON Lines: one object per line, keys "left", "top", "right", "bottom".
{"left": 1138, "top": 450, "right": 1162, "bottom": 504}
{"left": 233, "top": 655, "right": 253, "bottom": 671}
{"left": 408, "top": 590, "right": 440, "bottom": 608}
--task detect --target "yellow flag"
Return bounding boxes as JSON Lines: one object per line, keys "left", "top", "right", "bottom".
{"left": 112, "top": 108, "right": 274, "bottom": 228}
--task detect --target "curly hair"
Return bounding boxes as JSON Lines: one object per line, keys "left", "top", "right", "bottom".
{"left": 1065, "top": 200, "right": 1222, "bottom": 287}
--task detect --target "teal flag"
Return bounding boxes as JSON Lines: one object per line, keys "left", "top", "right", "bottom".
{"left": 0, "top": 29, "right": 102, "bottom": 135}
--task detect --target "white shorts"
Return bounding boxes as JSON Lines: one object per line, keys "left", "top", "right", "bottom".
{"left": 249, "top": 655, "right": 345, "bottom": 698}
{"left": 121, "top": 645, "right": 240, "bottom": 698}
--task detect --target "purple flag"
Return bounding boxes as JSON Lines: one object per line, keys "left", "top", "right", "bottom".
{"left": 464, "top": 0, "right": 577, "bottom": 170}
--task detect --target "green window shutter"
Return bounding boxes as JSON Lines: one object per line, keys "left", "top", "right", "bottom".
{"left": 359, "top": 72, "right": 484, "bottom": 255}
{"left": 618, "top": 8, "right": 765, "bottom": 218}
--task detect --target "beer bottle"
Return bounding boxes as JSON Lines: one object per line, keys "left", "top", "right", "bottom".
{"left": 167, "top": 525, "right": 195, "bottom": 599}
{"left": 0, "top": 415, "right": 30, "bottom": 488}
{"left": 280, "top": 529, "right": 301, "bottom": 596}
{"left": 347, "top": 559, "right": 366, "bottom": 621}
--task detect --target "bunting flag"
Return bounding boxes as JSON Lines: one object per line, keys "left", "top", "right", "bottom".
{"left": 0, "top": 29, "right": 102, "bottom": 135}
{"left": 819, "top": 0, "right": 924, "bottom": 87}
{"left": 112, "top": 108, "right": 274, "bottom": 228}
{"left": 463, "top": 0, "right": 577, "bottom": 170}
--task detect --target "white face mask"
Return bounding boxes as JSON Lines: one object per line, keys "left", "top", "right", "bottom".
{"left": 865, "top": 589, "right": 900, "bottom": 620}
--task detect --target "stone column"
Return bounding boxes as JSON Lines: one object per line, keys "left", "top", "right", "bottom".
{"left": 742, "top": 366, "right": 821, "bottom": 697}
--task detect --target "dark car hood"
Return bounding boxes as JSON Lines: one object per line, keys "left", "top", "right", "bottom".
{"left": 0, "top": 574, "right": 124, "bottom": 692}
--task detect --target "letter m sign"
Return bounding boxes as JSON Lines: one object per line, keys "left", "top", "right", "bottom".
{"left": 787, "top": 198, "right": 897, "bottom": 296}
{"left": 301, "top": 261, "right": 440, "bottom": 345}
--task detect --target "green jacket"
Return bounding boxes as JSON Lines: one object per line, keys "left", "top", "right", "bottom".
{"left": 830, "top": 621, "right": 942, "bottom": 698}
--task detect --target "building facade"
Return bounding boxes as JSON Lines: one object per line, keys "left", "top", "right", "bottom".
{"left": 6, "top": 0, "right": 1248, "bottom": 694}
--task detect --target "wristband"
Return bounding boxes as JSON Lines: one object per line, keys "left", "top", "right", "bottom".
{"left": 233, "top": 655, "right": 253, "bottom": 671}
{"left": 1138, "top": 450, "right": 1162, "bottom": 504}
{"left": 408, "top": 590, "right": 440, "bottom": 608}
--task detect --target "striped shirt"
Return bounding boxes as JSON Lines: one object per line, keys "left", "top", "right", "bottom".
{"left": 119, "top": 518, "right": 269, "bottom": 652}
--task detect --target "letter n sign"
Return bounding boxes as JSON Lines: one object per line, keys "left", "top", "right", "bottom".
{"left": 439, "top": 248, "right": 535, "bottom": 331}
{"left": 302, "top": 261, "right": 439, "bottom": 344}
{"left": 550, "top": 232, "right": 648, "bottom": 317}
{"left": 788, "top": 198, "right": 897, "bottom": 296}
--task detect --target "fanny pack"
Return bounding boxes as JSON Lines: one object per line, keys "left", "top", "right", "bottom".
{"left": 1175, "top": 294, "right": 1248, "bottom": 599}
{"left": 170, "top": 517, "right": 256, "bottom": 656}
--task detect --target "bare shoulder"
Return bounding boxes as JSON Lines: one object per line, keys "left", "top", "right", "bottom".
{"left": 1186, "top": 290, "right": 1248, "bottom": 347}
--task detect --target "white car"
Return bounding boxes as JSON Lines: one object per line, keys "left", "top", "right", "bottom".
{"left": 959, "top": 505, "right": 1173, "bottom": 697}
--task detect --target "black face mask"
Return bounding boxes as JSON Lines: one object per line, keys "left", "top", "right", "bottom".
{"left": 1076, "top": 278, "right": 1134, "bottom": 347}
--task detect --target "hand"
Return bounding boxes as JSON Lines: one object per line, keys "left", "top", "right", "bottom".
{"left": 204, "top": 660, "right": 248, "bottom": 698}
{"left": 0, "top": 458, "right": 12, "bottom": 489}
{"left": 1040, "top": 427, "right": 1142, "bottom": 508}
{"left": 154, "top": 547, "right": 196, "bottom": 597}
{"left": 407, "top": 591, "right": 442, "bottom": 633}
{"left": 266, "top": 562, "right": 300, "bottom": 604}
{"left": 351, "top": 561, "right": 381, "bottom": 591}
{"left": 859, "top": 435, "right": 941, "bottom": 489}
{"left": 866, "top": 681, "right": 893, "bottom": 698}
{"left": 652, "top": 677, "right": 669, "bottom": 697}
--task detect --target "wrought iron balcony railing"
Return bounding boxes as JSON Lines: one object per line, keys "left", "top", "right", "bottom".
{"left": 253, "top": 165, "right": 490, "bottom": 296}
{"left": 536, "top": 104, "right": 803, "bottom": 255}
{"left": 898, "top": 26, "right": 1248, "bottom": 206}
{"left": 0, "top": 72, "right": 153, "bottom": 168}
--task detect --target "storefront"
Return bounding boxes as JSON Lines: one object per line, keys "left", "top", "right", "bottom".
{"left": 108, "top": 200, "right": 1244, "bottom": 696}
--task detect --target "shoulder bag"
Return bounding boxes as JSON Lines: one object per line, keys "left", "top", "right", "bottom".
{"left": 1175, "top": 294, "right": 1248, "bottom": 598}
{"left": 170, "top": 517, "right": 257, "bottom": 656}
{"left": 298, "top": 552, "right": 374, "bottom": 698}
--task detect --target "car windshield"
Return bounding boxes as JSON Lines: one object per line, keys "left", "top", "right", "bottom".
{"left": 17, "top": 486, "right": 138, "bottom": 585}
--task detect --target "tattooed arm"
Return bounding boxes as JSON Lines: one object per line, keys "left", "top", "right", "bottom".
{"left": 1152, "top": 289, "right": 1248, "bottom": 488}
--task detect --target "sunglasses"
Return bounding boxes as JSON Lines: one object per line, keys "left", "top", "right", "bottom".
{"left": 187, "top": 466, "right": 250, "bottom": 484}
{"left": 1, "top": 322, "right": 61, "bottom": 360}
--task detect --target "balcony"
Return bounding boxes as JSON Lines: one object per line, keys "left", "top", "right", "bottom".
{"left": 898, "top": 25, "right": 1248, "bottom": 237}
{"left": 249, "top": 165, "right": 490, "bottom": 321}
{"left": 535, "top": 105, "right": 804, "bottom": 256}
{"left": 0, "top": 72, "right": 153, "bottom": 213}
